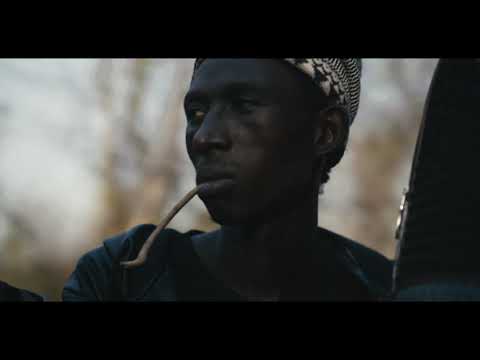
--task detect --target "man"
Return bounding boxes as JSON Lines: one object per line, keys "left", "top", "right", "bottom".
{"left": 63, "top": 58, "right": 392, "bottom": 301}
{"left": 393, "top": 59, "right": 480, "bottom": 300}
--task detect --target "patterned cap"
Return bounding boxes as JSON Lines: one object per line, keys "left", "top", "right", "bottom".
{"left": 193, "top": 58, "right": 363, "bottom": 124}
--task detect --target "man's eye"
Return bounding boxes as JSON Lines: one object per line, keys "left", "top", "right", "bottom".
{"left": 231, "top": 98, "right": 260, "bottom": 114}
{"left": 187, "top": 107, "right": 208, "bottom": 123}
{"left": 193, "top": 110, "right": 206, "bottom": 120}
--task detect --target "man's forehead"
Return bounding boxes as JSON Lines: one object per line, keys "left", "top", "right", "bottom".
{"left": 189, "top": 58, "right": 302, "bottom": 94}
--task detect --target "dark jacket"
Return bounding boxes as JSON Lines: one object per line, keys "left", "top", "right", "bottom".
{"left": 0, "top": 281, "right": 44, "bottom": 302}
{"left": 63, "top": 224, "right": 393, "bottom": 302}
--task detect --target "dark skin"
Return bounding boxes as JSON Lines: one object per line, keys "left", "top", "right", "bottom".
{"left": 184, "top": 59, "right": 348, "bottom": 300}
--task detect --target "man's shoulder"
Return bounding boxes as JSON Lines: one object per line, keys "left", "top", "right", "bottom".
{"left": 336, "top": 233, "right": 393, "bottom": 278}
{"left": 318, "top": 227, "right": 394, "bottom": 297}
{"left": 63, "top": 224, "right": 199, "bottom": 301}
{"left": 81, "top": 224, "right": 189, "bottom": 266}
{"left": 0, "top": 281, "right": 44, "bottom": 302}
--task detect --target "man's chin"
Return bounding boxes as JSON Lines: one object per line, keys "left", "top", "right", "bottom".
{"left": 200, "top": 192, "right": 275, "bottom": 226}
{"left": 204, "top": 204, "right": 237, "bottom": 226}
{"left": 202, "top": 199, "right": 247, "bottom": 226}
{"left": 208, "top": 213, "right": 234, "bottom": 226}
{"left": 205, "top": 204, "right": 266, "bottom": 227}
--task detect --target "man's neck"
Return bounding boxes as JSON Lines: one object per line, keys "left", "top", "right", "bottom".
{"left": 194, "top": 187, "right": 320, "bottom": 299}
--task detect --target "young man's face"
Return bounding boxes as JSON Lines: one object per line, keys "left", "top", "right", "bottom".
{"left": 184, "top": 59, "right": 318, "bottom": 226}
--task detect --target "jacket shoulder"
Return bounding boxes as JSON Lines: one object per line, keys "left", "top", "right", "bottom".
{"left": 0, "top": 281, "right": 44, "bottom": 302}
{"left": 341, "top": 237, "right": 393, "bottom": 292}
{"left": 62, "top": 224, "right": 182, "bottom": 301}
{"left": 320, "top": 228, "right": 393, "bottom": 298}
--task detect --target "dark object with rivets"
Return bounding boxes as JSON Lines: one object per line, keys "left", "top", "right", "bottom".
{"left": 393, "top": 59, "right": 480, "bottom": 300}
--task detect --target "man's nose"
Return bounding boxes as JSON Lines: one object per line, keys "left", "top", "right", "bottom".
{"left": 192, "top": 107, "right": 231, "bottom": 154}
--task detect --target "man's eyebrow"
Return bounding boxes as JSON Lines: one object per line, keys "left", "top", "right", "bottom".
{"left": 185, "top": 81, "right": 268, "bottom": 103}
{"left": 223, "top": 82, "right": 265, "bottom": 93}
{"left": 184, "top": 90, "right": 207, "bottom": 105}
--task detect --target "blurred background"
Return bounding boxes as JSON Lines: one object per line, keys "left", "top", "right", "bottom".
{"left": 0, "top": 58, "right": 438, "bottom": 300}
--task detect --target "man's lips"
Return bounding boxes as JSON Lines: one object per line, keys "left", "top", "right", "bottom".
{"left": 197, "top": 178, "right": 236, "bottom": 197}
{"left": 196, "top": 172, "right": 236, "bottom": 197}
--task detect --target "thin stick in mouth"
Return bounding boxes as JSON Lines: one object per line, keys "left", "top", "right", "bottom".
{"left": 121, "top": 185, "right": 202, "bottom": 269}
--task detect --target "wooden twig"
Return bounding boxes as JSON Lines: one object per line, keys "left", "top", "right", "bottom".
{"left": 121, "top": 185, "right": 201, "bottom": 269}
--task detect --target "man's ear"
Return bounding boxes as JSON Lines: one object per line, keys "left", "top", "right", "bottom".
{"left": 313, "top": 107, "right": 349, "bottom": 157}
